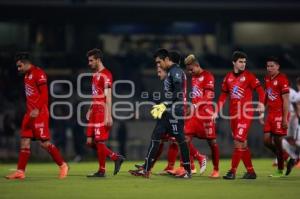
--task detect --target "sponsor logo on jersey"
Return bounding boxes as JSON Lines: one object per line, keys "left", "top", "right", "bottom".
{"left": 231, "top": 85, "right": 245, "bottom": 99}
{"left": 266, "top": 88, "right": 278, "bottom": 101}
{"left": 25, "top": 84, "right": 35, "bottom": 96}
{"left": 191, "top": 86, "right": 203, "bottom": 98}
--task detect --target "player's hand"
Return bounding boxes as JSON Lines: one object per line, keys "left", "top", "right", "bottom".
{"left": 30, "top": 108, "right": 39, "bottom": 118}
{"left": 211, "top": 112, "right": 218, "bottom": 123}
{"left": 151, "top": 103, "right": 167, "bottom": 119}
{"left": 86, "top": 137, "right": 94, "bottom": 148}
{"left": 259, "top": 115, "right": 265, "bottom": 125}
{"left": 86, "top": 109, "right": 91, "bottom": 121}
{"left": 282, "top": 119, "right": 288, "bottom": 129}
{"left": 105, "top": 115, "right": 113, "bottom": 127}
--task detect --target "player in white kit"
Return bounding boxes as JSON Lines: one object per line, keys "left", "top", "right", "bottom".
{"left": 283, "top": 77, "right": 300, "bottom": 175}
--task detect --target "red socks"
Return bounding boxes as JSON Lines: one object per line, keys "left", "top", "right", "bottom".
{"left": 189, "top": 142, "right": 204, "bottom": 161}
{"left": 104, "top": 145, "right": 118, "bottom": 161}
{"left": 96, "top": 143, "right": 107, "bottom": 173}
{"left": 241, "top": 147, "right": 255, "bottom": 173}
{"left": 231, "top": 147, "right": 256, "bottom": 174}
{"left": 96, "top": 143, "right": 118, "bottom": 173}
{"left": 167, "top": 143, "right": 178, "bottom": 169}
{"left": 17, "top": 148, "right": 31, "bottom": 171}
{"left": 210, "top": 143, "right": 220, "bottom": 171}
{"left": 47, "top": 144, "right": 64, "bottom": 166}
{"left": 230, "top": 148, "right": 244, "bottom": 174}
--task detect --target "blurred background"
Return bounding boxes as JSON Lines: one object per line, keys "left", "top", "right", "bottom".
{"left": 0, "top": 0, "right": 299, "bottom": 162}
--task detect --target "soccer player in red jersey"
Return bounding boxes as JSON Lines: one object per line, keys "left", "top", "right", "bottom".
{"left": 214, "top": 51, "right": 265, "bottom": 180}
{"left": 6, "top": 52, "right": 69, "bottom": 180}
{"left": 183, "top": 54, "right": 220, "bottom": 178}
{"left": 85, "top": 48, "right": 125, "bottom": 177}
{"left": 261, "top": 56, "right": 290, "bottom": 177}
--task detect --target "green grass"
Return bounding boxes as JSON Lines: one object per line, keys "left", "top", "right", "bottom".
{"left": 1, "top": 159, "right": 300, "bottom": 199}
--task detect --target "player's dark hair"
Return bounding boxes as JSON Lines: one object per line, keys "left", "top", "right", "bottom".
{"left": 15, "top": 52, "right": 31, "bottom": 63}
{"left": 169, "top": 51, "right": 181, "bottom": 64}
{"left": 232, "top": 51, "right": 247, "bottom": 62}
{"left": 87, "top": 48, "right": 103, "bottom": 61}
{"left": 266, "top": 56, "right": 280, "bottom": 65}
{"left": 153, "top": 48, "right": 169, "bottom": 60}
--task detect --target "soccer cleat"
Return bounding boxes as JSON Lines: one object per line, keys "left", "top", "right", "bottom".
{"left": 223, "top": 170, "right": 236, "bottom": 180}
{"left": 87, "top": 171, "right": 106, "bottom": 177}
{"left": 269, "top": 170, "right": 284, "bottom": 178}
{"left": 128, "top": 169, "right": 150, "bottom": 178}
{"left": 241, "top": 172, "right": 257, "bottom": 179}
{"left": 59, "top": 162, "right": 69, "bottom": 179}
{"left": 113, "top": 155, "right": 125, "bottom": 175}
{"left": 134, "top": 163, "right": 144, "bottom": 170}
{"left": 209, "top": 170, "right": 220, "bottom": 178}
{"left": 198, "top": 155, "right": 207, "bottom": 175}
{"left": 191, "top": 168, "right": 197, "bottom": 174}
{"left": 157, "top": 166, "right": 174, "bottom": 175}
{"left": 285, "top": 158, "right": 297, "bottom": 176}
{"left": 176, "top": 171, "right": 192, "bottom": 179}
{"left": 167, "top": 167, "right": 184, "bottom": 176}
{"left": 5, "top": 170, "right": 25, "bottom": 180}
{"left": 175, "top": 167, "right": 188, "bottom": 177}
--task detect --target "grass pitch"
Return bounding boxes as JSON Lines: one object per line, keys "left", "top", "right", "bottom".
{"left": 1, "top": 159, "right": 300, "bottom": 199}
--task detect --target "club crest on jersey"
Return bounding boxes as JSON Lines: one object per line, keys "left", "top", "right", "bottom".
{"left": 240, "top": 76, "right": 245, "bottom": 82}
{"left": 273, "top": 80, "right": 278, "bottom": 86}
{"left": 198, "top": 76, "right": 204, "bottom": 81}
{"left": 28, "top": 74, "right": 33, "bottom": 80}
{"left": 228, "top": 78, "right": 233, "bottom": 82}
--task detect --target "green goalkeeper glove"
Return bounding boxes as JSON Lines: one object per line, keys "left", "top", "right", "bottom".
{"left": 150, "top": 103, "right": 167, "bottom": 119}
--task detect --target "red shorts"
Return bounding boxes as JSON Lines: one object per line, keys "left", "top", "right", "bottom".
{"left": 184, "top": 109, "right": 216, "bottom": 139}
{"left": 264, "top": 112, "right": 288, "bottom": 136}
{"left": 86, "top": 110, "right": 110, "bottom": 141}
{"left": 21, "top": 111, "right": 50, "bottom": 140}
{"left": 230, "top": 118, "right": 252, "bottom": 142}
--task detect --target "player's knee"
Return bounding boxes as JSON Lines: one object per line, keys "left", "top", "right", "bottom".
{"left": 40, "top": 140, "right": 51, "bottom": 149}
{"left": 20, "top": 138, "right": 31, "bottom": 149}
{"left": 234, "top": 140, "right": 246, "bottom": 149}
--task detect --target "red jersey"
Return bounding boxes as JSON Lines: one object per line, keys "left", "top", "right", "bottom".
{"left": 221, "top": 70, "right": 261, "bottom": 115}
{"left": 265, "top": 73, "right": 290, "bottom": 113}
{"left": 91, "top": 68, "right": 113, "bottom": 111}
{"left": 24, "top": 65, "right": 48, "bottom": 113}
{"left": 191, "top": 70, "right": 214, "bottom": 106}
